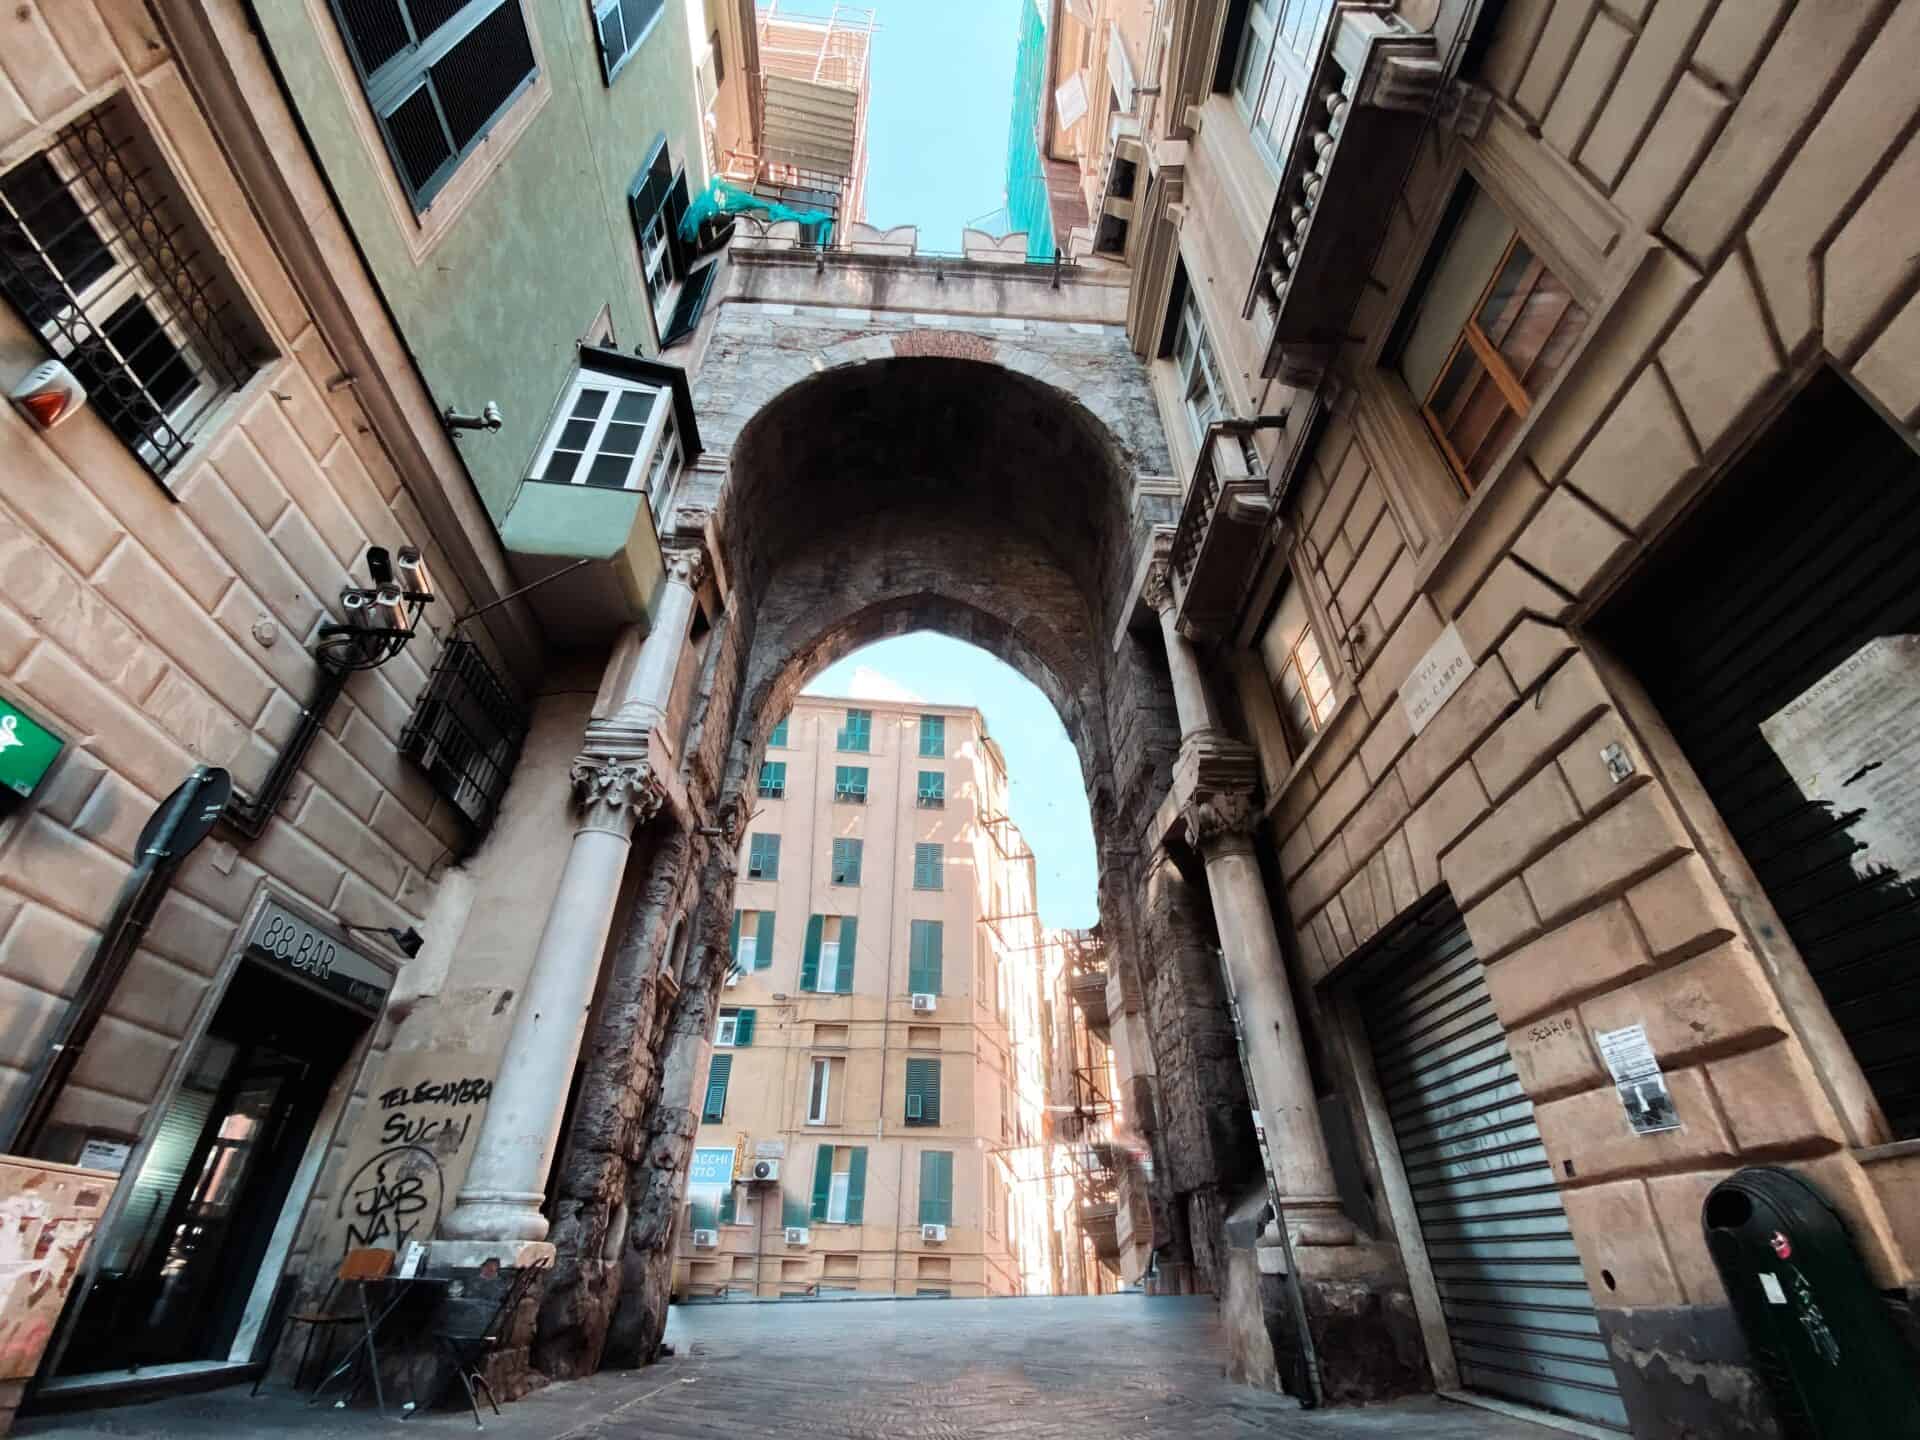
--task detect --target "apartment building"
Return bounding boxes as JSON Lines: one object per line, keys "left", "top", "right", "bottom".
{"left": 675, "top": 696, "right": 1056, "bottom": 1300}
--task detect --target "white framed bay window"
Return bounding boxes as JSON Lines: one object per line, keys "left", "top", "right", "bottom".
{"left": 526, "top": 350, "right": 690, "bottom": 524}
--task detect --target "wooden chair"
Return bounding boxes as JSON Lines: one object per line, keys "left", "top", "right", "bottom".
{"left": 253, "top": 1247, "right": 394, "bottom": 1402}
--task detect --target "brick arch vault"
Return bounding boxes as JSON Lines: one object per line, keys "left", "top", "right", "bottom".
{"left": 533, "top": 331, "right": 1261, "bottom": 1380}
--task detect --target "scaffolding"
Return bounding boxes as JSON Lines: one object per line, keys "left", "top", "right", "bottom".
{"left": 734, "top": 2, "right": 877, "bottom": 237}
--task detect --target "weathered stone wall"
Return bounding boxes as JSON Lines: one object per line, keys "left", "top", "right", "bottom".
{"left": 1243, "top": 1, "right": 1920, "bottom": 1432}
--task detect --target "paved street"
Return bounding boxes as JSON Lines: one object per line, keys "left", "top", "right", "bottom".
{"left": 20, "top": 1295, "right": 1567, "bottom": 1439}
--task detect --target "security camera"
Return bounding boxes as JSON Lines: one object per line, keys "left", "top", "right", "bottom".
{"left": 481, "top": 401, "right": 503, "bottom": 431}
{"left": 443, "top": 401, "right": 505, "bottom": 436}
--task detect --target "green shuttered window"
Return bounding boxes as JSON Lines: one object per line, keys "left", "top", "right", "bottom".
{"left": 326, "top": 0, "right": 538, "bottom": 213}
{"left": 746, "top": 834, "right": 780, "bottom": 879}
{"left": 701, "top": 1052, "right": 731, "bottom": 1122}
{"left": 904, "top": 1057, "right": 940, "bottom": 1125}
{"left": 918, "top": 1150, "right": 953, "bottom": 1226}
{"left": 800, "top": 916, "right": 857, "bottom": 993}
{"left": 757, "top": 760, "right": 786, "bottom": 798}
{"left": 810, "top": 1143, "right": 867, "bottom": 1224}
{"left": 831, "top": 837, "right": 863, "bottom": 885}
{"left": 916, "top": 770, "right": 945, "bottom": 808}
{"left": 766, "top": 716, "right": 789, "bottom": 748}
{"left": 913, "top": 843, "right": 944, "bottom": 891}
{"left": 716, "top": 1007, "right": 754, "bottom": 1046}
{"left": 730, "top": 909, "right": 775, "bottom": 971}
{"left": 837, "top": 709, "right": 872, "bottom": 752}
{"left": 918, "top": 714, "right": 945, "bottom": 756}
{"left": 834, "top": 765, "right": 869, "bottom": 803}
{"left": 909, "top": 920, "right": 943, "bottom": 995}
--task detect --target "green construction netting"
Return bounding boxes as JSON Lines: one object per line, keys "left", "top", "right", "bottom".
{"left": 680, "top": 178, "right": 835, "bottom": 246}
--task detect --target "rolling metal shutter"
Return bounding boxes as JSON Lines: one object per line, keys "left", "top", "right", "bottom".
{"left": 1362, "top": 919, "right": 1629, "bottom": 1430}
{"left": 1603, "top": 372, "right": 1920, "bottom": 1140}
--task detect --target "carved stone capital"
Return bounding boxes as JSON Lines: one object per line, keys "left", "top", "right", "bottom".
{"left": 1183, "top": 792, "right": 1261, "bottom": 855}
{"left": 664, "top": 545, "right": 708, "bottom": 590}
{"left": 569, "top": 758, "right": 667, "bottom": 837}
{"left": 672, "top": 505, "right": 711, "bottom": 539}
{"left": 1141, "top": 561, "right": 1175, "bottom": 615}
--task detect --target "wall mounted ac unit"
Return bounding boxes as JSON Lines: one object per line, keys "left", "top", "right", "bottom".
{"left": 910, "top": 992, "right": 937, "bottom": 1013}
{"left": 724, "top": 969, "right": 742, "bottom": 988}
{"left": 692, "top": 1228, "right": 719, "bottom": 1248}
{"left": 921, "top": 1223, "right": 947, "bottom": 1243}
{"left": 751, "top": 1158, "right": 781, "bottom": 1183}
{"left": 784, "top": 1226, "right": 810, "bottom": 1245}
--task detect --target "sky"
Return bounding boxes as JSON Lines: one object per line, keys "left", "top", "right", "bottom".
{"left": 858, "top": 0, "right": 1029, "bottom": 244}
{"left": 805, "top": 636, "right": 1099, "bottom": 929}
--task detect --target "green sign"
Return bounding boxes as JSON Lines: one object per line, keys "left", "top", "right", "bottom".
{"left": 0, "top": 695, "right": 63, "bottom": 799}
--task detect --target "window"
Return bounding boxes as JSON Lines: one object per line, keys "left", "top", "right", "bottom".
{"left": 834, "top": 766, "right": 869, "bottom": 804}
{"left": 757, "top": 761, "right": 787, "bottom": 799}
{"left": 913, "top": 844, "right": 944, "bottom": 891}
{"left": 904, "top": 1058, "right": 941, "bottom": 1125}
{"left": 746, "top": 833, "right": 780, "bottom": 880}
{"left": 766, "top": 716, "right": 790, "bottom": 748}
{"left": 701, "top": 1052, "right": 732, "bottom": 1122}
{"left": 918, "top": 1149, "right": 953, "bottom": 1225}
{"left": 1171, "top": 286, "right": 1225, "bottom": 448}
{"left": 1259, "top": 582, "right": 1334, "bottom": 750}
{"left": 807, "top": 1056, "right": 833, "bottom": 1125}
{"left": 528, "top": 362, "right": 678, "bottom": 501}
{"left": 715, "top": 1007, "right": 754, "bottom": 1046}
{"left": 729, "top": 909, "right": 773, "bottom": 971}
{"left": 918, "top": 714, "right": 945, "bottom": 757}
{"left": 591, "top": 0, "right": 666, "bottom": 84}
{"left": 909, "top": 920, "right": 944, "bottom": 995}
{"left": 811, "top": 1144, "right": 867, "bottom": 1225}
{"left": 837, "top": 709, "right": 872, "bottom": 752}
{"left": 1394, "top": 180, "right": 1589, "bottom": 493}
{"left": 0, "top": 104, "right": 262, "bottom": 488}
{"left": 629, "top": 134, "right": 717, "bottom": 348}
{"left": 1231, "top": 0, "right": 1336, "bottom": 164}
{"left": 831, "top": 837, "right": 863, "bottom": 886}
{"left": 916, "top": 771, "right": 945, "bottom": 808}
{"left": 400, "top": 637, "right": 529, "bottom": 841}
{"left": 802, "top": 915, "right": 857, "bottom": 994}
{"left": 326, "top": 0, "right": 538, "bottom": 211}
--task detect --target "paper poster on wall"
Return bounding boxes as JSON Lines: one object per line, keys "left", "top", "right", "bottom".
{"left": 1054, "top": 70, "right": 1090, "bottom": 131}
{"left": 1758, "top": 634, "right": 1920, "bottom": 883}
{"left": 1594, "top": 1022, "right": 1680, "bottom": 1135}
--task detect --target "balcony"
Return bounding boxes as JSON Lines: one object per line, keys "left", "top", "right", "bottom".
{"left": 1167, "top": 422, "right": 1277, "bottom": 643}
{"left": 1064, "top": 930, "right": 1110, "bottom": 1034}
{"left": 1245, "top": 9, "right": 1442, "bottom": 378}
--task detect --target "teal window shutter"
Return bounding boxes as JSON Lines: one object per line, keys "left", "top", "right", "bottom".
{"left": 728, "top": 909, "right": 742, "bottom": 963}
{"left": 909, "top": 920, "right": 943, "bottom": 994}
{"left": 734, "top": 1008, "right": 755, "bottom": 1046}
{"left": 914, "top": 843, "right": 943, "bottom": 890}
{"left": 800, "top": 914, "right": 823, "bottom": 991}
{"left": 758, "top": 760, "right": 786, "bottom": 798}
{"left": 905, "top": 1057, "right": 939, "bottom": 1125}
{"left": 838, "top": 708, "right": 871, "bottom": 751}
{"left": 755, "top": 910, "right": 776, "bottom": 970}
{"left": 702, "top": 1053, "right": 731, "bottom": 1122}
{"left": 846, "top": 1147, "right": 867, "bottom": 1224}
{"left": 747, "top": 834, "right": 780, "bottom": 879}
{"left": 767, "top": 715, "right": 789, "bottom": 747}
{"left": 919, "top": 1150, "right": 953, "bottom": 1226}
{"left": 810, "top": 1142, "right": 834, "bottom": 1222}
{"left": 916, "top": 770, "right": 945, "bottom": 807}
{"left": 836, "top": 917, "right": 858, "bottom": 993}
{"left": 831, "top": 837, "right": 863, "bottom": 885}
{"left": 834, "top": 765, "right": 869, "bottom": 802}
{"left": 919, "top": 714, "right": 944, "bottom": 756}
{"left": 719, "top": 1184, "right": 736, "bottom": 1224}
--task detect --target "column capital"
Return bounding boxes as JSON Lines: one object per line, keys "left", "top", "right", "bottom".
{"left": 1183, "top": 791, "right": 1261, "bottom": 856}
{"left": 569, "top": 757, "right": 667, "bottom": 838}
{"left": 1141, "top": 560, "right": 1175, "bottom": 615}
{"left": 664, "top": 544, "right": 708, "bottom": 590}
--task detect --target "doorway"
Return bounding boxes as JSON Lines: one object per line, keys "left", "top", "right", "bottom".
{"left": 54, "top": 960, "right": 366, "bottom": 1378}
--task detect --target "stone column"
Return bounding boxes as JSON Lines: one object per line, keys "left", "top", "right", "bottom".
{"left": 1147, "top": 567, "right": 1352, "bottom": 1246}
{"left": 441, "top": 549, "right": 705, "bottom": 1244}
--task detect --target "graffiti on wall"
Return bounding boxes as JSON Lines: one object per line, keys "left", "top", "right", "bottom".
{"left": 337, "top": 1145, "right": 445, "bottom": 1253}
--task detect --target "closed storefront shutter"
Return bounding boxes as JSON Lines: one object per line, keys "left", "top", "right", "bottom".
{"left": 1603, "top": 374, "right": 1920, "bottom": 1140}
{"left": 1361, "top": 918, "right": 1628, "bottom": 1430}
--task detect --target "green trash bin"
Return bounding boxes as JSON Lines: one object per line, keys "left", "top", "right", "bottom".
{"left": 1702, "top": 1166, "right": 1920, "bottom": 1438}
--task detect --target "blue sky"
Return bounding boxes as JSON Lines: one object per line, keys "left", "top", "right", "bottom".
{"left": 860, "top": 0, "right": 1028, "bottom": 244}
{"left": 806, "top": 637, "right": 1099, "bottom": 929}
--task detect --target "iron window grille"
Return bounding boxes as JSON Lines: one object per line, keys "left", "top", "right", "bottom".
{"left": 399, "top": 637, "right": 529, "bottom": 845}
{"left": 0, "top": 100, "right": 263, "bottom": 489}
{"left": 326, "top": 0, "right": 539, "bottom": 213}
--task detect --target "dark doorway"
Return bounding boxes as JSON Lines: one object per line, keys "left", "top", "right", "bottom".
{"left": 56, "top": 960, "right": 365, "bottom": 1375}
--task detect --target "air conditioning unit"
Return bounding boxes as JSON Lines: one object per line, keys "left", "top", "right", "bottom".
{"left": 723, "top": 969, "right": 742, "bottom": 988}
{"left": 910, "top": 992, "right": 937, "bottom": 1013}
{"left": 750, "top": 1158, "right": 781, "bottom": 1183}
{"left": 784, "top": 1226, "right": 810, "bottom": 1245}
{"left": 920, "top": 1223, "right": 947, "bottom": 1244}
{"left": 691, "top": 1228, "right": 719, "bottom": 1248}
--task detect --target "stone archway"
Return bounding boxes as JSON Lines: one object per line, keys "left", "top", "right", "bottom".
{"left": 534, "top": 348, "right": 1260, "bottom": 1376}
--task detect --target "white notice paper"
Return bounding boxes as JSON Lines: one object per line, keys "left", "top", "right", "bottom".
{"left": 1759, "top": 1272, "right": 1787, "bottom": 1306}
{"left": 1055, "top": 70, "right": 1090, "bottom": 131}
{"left": 76, "top": 1138, "right": 131, "bottom": 1174}
{"left": 1399, "top": 623, "right": 1474, "bottom": 737}
{"left": 1594, "top": 1022, "right": 1681, "bottom": 1135}
{"left": 1759, "top": 634, "right": 1920, "bottom": 883}
{"left": 397, "top": 1240, "right": 428, "bottom": 1279}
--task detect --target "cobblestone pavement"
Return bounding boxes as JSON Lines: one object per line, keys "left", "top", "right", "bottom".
{"left": 20, "top": 1295, "right": 1567, "bottom": 1439}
